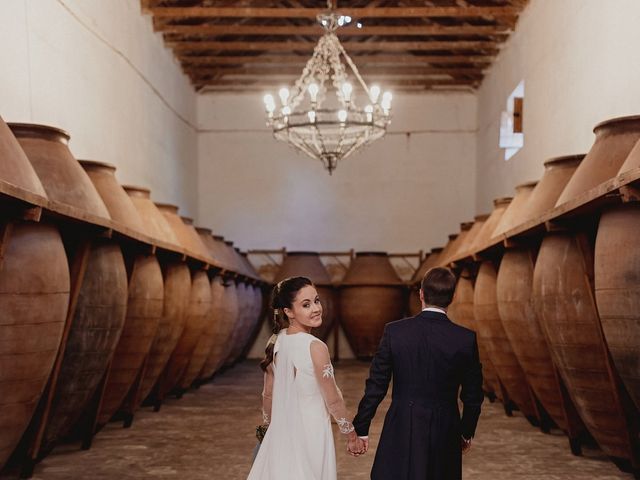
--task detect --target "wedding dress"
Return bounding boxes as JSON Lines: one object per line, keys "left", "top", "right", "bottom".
{"left": 247, "top": 330, "right": 354, "bottom": 480}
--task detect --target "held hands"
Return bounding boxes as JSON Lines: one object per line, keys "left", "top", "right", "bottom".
{"left": 346, "top": 432, "right": 368, "bottom": 457}
{"left": 461, "top": 436, "right": 472, "bottom": 455}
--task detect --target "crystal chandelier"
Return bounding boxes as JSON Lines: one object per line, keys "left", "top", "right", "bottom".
{"left": 262, "top": 5, "right": 392, "bottom": 174}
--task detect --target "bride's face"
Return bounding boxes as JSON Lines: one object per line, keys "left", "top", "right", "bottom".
{"left": 284, "top": 285, "right": 323, "bottom": 328}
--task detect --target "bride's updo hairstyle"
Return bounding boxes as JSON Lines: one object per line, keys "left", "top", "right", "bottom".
{"left": 260, "top": 276, "right": 313, "bottom": 371}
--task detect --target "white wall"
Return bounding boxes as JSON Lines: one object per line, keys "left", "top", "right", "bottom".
{"left": 0, "top": 0, "right": 199, "bottom": 215}
{"left": 476, "top": 0, "right": 640, "bottom": 213}
{"left": 198, "top": 92, "right": 477, "bottom": 252}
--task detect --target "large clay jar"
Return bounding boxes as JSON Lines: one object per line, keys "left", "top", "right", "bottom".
{"left": 79, "top": 161, "right": 143, "bottom": 233}
{"left": 80, "top": 162, "right": 164, "bottom": 425}
{"left": 96, "top": 253, "right": 164, "bottom": 425}
{"left": 556, "top": 116, "right": 640, "bottom": 206}
{"left": 11, "top": 124, "right": 129, "bottom": 453}
{"left": 42, "top": 239, "right": 128, "bottom": 452}
{"left": 122, "top": 186, "right": 179, "bottom": 246}
{"left": 160, "top": 269, "right": 211, "bottom": 395}
{"left": 518, "top": 155, "right": 584, "bottom": 225}
{"left": 9, "top": 124, "right": 109, "bottom": 218}
{"left": 439, "top": 222, "right": 473, "bottom": 267}
{"left": 495, "top": 156, "right": 586, "bottom": 450}
{"left": 595, "top": 204, "right": 640, "bottom": 411}
{"left": 154, "top": 203, "right": 203, "bottom": 257}
{"left": 450, "top": 214, "right": 489, "bottom": 262}
{"left": 0, "top": 118, "right": 70, "bottom": 469}
{"left": 123, "top": 186, "right": 190, "bottom": 404}
{"left": 408, "top": 248, "right": 443, "bottom": 316}
{"left": 339, "top": 252, "right": 406, "bottom": 359}
{"left": 233, "top": 248, "right": 263, "bottom": 359}
{"left": 274, "top": 252, "right": 336, "bottom": 340}
{"left": 533, "top": 231, "right": 639, "bottom": 465}
{"left": 448, "top": 268, "right": 501, "bottom": 399}
{"left": 181, "top": 216, "right": 215, "bottom": 262}
{"left": 435, "top": 234, "right": 458, "bottom": 267}
{"left": 492, "top": 181, "right": 538, "bottom": 238}
{"left": 474, "top": 260, "right": 537, "bottom": 420}
{"left": 497, "top": 247, "right": 585, "bottom": 449}
{"left": 467, "top": 198, "right": 512, "bottom": 256}
{"left": 196, "top": 230, "right": 239, "bottom": 379}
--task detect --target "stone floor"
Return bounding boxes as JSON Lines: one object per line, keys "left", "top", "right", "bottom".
{"left": 6, "top": 360, "right": 633, "bottom": 479}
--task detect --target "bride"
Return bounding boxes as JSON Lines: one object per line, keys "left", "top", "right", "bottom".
{"left": 248, "top": 276, "right": 364, "bottom": 480}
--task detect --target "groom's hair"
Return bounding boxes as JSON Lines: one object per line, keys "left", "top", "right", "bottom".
{"left": 421, "top": 267, "right": 457, "bottom": 307}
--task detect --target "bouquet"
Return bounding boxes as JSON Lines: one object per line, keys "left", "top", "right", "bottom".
{"left": 256, "top": 424, "right": 269, "bottom": 443}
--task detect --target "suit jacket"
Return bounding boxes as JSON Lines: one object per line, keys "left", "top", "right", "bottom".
{"left": 353, "top": 310, "right": 483, "bottom": 480}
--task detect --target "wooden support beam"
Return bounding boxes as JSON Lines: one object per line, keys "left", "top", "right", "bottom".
{"left": 186, "top": 65, "right": 484, "bottom": 76}
{"left": 168, "top": 40, "right": 499, "bottom": 53}
{"left": 178, "top": 54, "right": 494, "bottom": 65}
{"left": 158, "top": 24, "right": 510, "bottom": 37}
{"left": 195, "top": 78, "right": 479, "bottom": 87}
{"left": 150, "top": 6, "right": 521, "bottom": 19}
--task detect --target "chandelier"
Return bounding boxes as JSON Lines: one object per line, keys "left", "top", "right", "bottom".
{"left": 262, "top": 5, "right": 392, "bottom": 174}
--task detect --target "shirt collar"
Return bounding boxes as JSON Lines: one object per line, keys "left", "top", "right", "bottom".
{"left": 422, "top": 306, "right": 447, "bottom": 314}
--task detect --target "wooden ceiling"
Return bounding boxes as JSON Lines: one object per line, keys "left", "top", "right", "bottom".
{"left": 142, "top": 0, "right": 529, "bottom": 93}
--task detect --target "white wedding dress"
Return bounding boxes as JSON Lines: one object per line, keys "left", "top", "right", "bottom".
{"left": 247, "top": 330, "right": 354, "bottom": 480}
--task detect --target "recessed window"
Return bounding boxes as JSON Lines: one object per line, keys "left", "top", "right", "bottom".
{"left": 499, "top": 80, "right": 524, "bottom": 161}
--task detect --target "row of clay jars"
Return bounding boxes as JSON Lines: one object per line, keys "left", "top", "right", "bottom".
{"left": 494, "top": 155, "right": 586, "bottom": 453}
{"left": 339, "top": 252, "right": 406, "bottom": 359}
{"left": 8, "top": 123, "right": 129, "bottom": 456}
{"left": 533, "top": 116, "right": 640, "bottom": 465}
{"left": 408, "top": 248, "right": 443, "bottom": 316}
{"left": 0, "top": 118, "right": 70, "bottom": 469}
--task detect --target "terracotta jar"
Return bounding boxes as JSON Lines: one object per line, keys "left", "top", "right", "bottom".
{"left": 497, "top": 247, "right": 585, "bottom": 451}
{"left": 448, "top": 267, "right": 501, "bottom": 399}
{"left": 450, "top": 214, "right": 490, "bottom": 262}
{"left": 155, "top": 203, "right": 203, "bottom": 257}
{"left": 595, "top": 203, "right": 640, "bottom": 411}
{"left": 556, "top": 116, "right": 640, "bottom": 206}
{"left": 474, "top": 260, "right": 537, "bottom": 420}
{"left": 435, "top": 233, "right": 459, "bottom": 268}
{"left": 467, "top": 198, "right": 512, "bottom": 256}
{"left": 492, "top": 181, "right": 538, "bottom": 237}
{"left": 0, "top": 118, "right": 70, "bottom": 469}
{"left": 180, "top": 216, "right": 216, "bottom": 262}
{"left": 408, "top": 248, "right": 443, "bottom": 316}
{"left": 274, "top": 252, "right": 337, "bottom": 340}
{"left": 123, "top": 186, "right": 190, "bottom": 406}
{"left": 42, "top": 239, "right": 128, "bottom": 452}
{"left": 339, "top": 252, "right": 406, "bottom": 359}
{"left": 122, "top": 186, "right": 179, "bottom": 246}
{"left": 79, "top": 161, "right": 143, "bottom": 232}
{"left": 438, "top": 222, "right": 474, "bottom": 267}
{"left": 9, "top": 123, "right": 108, "bottom": 218}
{"left": 518, "top": 155, "right": 584, "bottom": 224}
{"left": 533, "top": 231, "right": 639, "bottom": 464}
{"left": 160, "top": 269, "right": 211, "bottom": 395}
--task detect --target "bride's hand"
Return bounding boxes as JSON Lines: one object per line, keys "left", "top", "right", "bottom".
{"left": 347, "top": 434, "right": 366, "bottom": 456}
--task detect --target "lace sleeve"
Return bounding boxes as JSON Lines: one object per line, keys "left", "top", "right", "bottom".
{"left": 261, "top": 365, "right": 274, "bottom": 424}
{"left": 310, "top": 340, "right": 355, "bottom": 435}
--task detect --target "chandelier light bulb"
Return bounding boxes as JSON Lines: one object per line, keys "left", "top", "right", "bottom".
{"left": 308, "top": 110, "right": 316, "bottom": 123}
{"left": 365, "top": 104, "right": 373, "bottom": 122}
{"left": 282, "top": 105, "right": 292, "bottom": 116}
{"left": 338, "top": 16, "right": 345, "bottom": 26}
{"left": 341, "top": 82, "right": 353, "bottom": 102}
{"left": 279, "top": 87, "right": 290, "bottom": 105}
{"left": 263, "top": 94, "right": 276, "bottom": 113}
{"left": 381, "top": 91, "right": 393, "bottom": 112}
{"left": 369, "top": 85, "right": 381, "bottom": 103}
{"left": 345, "top": 16, "right": 352, "bottom": 23}
{"left": 338, "top": 109, "right": 348, "bottom": 123}
{"left": 308, "top": 82, "right": 319, "bottom": 102}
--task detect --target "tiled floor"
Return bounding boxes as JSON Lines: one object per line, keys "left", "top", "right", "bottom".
{"left": 7, "top": 360, "right": 633, "bottom": 479}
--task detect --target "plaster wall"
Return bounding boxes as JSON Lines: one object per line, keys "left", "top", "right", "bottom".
{"left": 476, "top": 0, "right": 640, "bottom": 212}
{"left": 0, "top": 0, "right": 198, "bottom": 214}
{"left": 198, "top": 92, "right": 477, "bottom": 252}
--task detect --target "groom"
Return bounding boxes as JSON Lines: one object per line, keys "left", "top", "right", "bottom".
{"left": 350, "top": 267, "right": 484, "bottom": 479}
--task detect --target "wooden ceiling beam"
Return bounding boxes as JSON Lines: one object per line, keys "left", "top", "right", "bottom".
{"left": 149, "top": 6, "right": 520, "bottom": 19}
{"left": 185, "top": 66, "right": 484, "bottom": 77}
{"left": 193, "top": 78, "right": 479, "bottom": 87}
{"left": 168, "top": 40, "right": 500, "bottom": 53}
{"left": 178, "top": 54, "right": 494, "bottom": 65}
{"left": 158, "top": 24, "right": 510, "bottom": 36}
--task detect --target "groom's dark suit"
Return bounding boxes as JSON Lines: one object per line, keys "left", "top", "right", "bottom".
{"left": 353, "top": 309, "right": 483, "bottom": 480}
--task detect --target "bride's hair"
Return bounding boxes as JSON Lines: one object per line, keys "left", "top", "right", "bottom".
{"left": 260, "top": 276, "right": 313, "bottom": 371}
